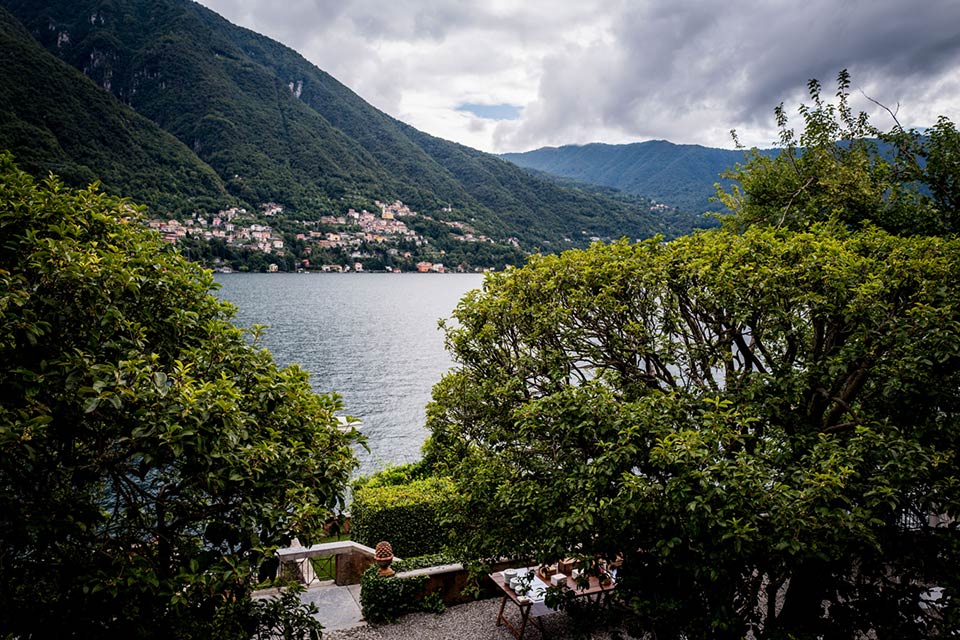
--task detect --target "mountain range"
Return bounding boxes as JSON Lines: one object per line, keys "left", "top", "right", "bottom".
{"left": 502, "top": 141, "right": 777, "bottom": 214}
{"left": 0, "top": 0, "right": 712, "bottom": 258}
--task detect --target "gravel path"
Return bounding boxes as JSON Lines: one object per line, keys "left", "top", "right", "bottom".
{"left": 325, "top": 597, "right": 645, "bottom": 640}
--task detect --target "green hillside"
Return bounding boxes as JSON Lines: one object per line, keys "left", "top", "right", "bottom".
{"left": 1, "top": 0, "right": 683, "bottom": 248}
{"left": 0, "top": 6, "right": 230, "bottom": 214}
{"left": 517, "top": 166, "right": 719, "bottom": 233}
{"left": 503, "top": 140, "right": 778, "bottom": 214}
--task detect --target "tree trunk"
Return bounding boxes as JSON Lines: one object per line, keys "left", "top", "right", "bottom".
{"left": 769, "top": 562, "right": 831, "bottom": 637}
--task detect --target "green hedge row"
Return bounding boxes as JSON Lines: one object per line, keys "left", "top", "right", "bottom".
{"left": 350, "top": 476, "right": 458, "bottom": 558}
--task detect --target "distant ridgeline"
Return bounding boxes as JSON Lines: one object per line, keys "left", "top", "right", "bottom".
{"left": 503, "top": 141, "right": 780, "bottom": 215}
{"left": 0, "top": 0, "right": 710, "bottom": 271}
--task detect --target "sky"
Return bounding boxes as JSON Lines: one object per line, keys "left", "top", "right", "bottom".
{"left": 195, "top": 0, "right": 960, "bottom": 153}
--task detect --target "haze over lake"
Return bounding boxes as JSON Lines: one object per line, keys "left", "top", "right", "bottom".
{"left": 213, "top": 273, "right": 484, "bottom": 477}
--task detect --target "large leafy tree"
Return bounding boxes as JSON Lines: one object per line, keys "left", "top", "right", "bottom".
{"left": 721, "top": 69, "right": 959, "bottom": 236}
{"left": 0, "top": 154, "right": 360, "bottom": 638}
{"left": 426, "top": 77, "right": 960, "bottom": 638}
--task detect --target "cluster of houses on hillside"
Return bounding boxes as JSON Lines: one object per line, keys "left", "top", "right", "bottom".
{"left": 305, "top": 200, "right": 503, "bottom": 249}
{"left": 145, "top": 199, "right": 508, "bottom": 272}
{"left": 147, "top": 206, "right": 286, "bottom": 254}
{"left": 308, "top": 202, "right": 422, "bottom": 250}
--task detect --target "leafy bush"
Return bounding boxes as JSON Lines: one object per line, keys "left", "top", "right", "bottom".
{"left": 0, "top": 154, "right": 360, "bottom": 638}
{"left": 359, "top": 554, "right": 457, "bottom": 623}
{"left": 425, "top": 74, "right": 960, "bottom": 639}
{"left": 352, "top": 461, "right": 431, "bottom": 491}
{"left": 350, "top": 476, "right": 458, "bottom": 557}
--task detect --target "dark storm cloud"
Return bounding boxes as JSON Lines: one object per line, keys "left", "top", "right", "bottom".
{"left": 196, "top": 0, "right": 960, "bottom": 151}
{"left": 201, "top": 0, "right": 483, "bottom": 45}
{"left": 502, "top": 0, "right": 960, "bottom": 149}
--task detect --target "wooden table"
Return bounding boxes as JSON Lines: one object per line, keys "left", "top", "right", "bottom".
{"left": 489, "top": 567, "right": 615, "bottom": 639}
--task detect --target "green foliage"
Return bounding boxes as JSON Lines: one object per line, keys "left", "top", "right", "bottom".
{"left": 358, "top": 553, "right": 457, "bottom": 624}
{"left": 238, "top": 588, "right": 324, "bottom": 640}
{"left": 0, "top": 154, "right": 360, "bottom": 638}
{"left": 141, "top": 588, "right": 325, "bottom": 640}
{"left": 351, "top": 476, "right": 459, "bottom": 558}
{"left": 922, "top": 115, "right": 960, "bottom": 219}
{"left": 360, "top": 569, "right": 428, "bottom": 624}
{"left": 353, "top": 461, "right": 432, "bottom": 491}
{"left": 720, "top": 70, "right": 960, "bottom": 235}
{"left": 426, "top": 105, "right": 960, "bottom": 639}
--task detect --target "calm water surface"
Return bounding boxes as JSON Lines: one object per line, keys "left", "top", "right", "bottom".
{"left": 213, "top": 273, "right": 484, "bottom": 477}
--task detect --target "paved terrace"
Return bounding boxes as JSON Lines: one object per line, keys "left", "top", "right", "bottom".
{"left": 264, "top": 541, "right": 644, "bottom": 639}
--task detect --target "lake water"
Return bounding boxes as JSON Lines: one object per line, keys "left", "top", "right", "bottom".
{"left": 212, "top": 272, "right": 484, "bottom": 477}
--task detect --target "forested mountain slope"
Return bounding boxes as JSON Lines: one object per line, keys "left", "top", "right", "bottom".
{"left": 1, "top": 0, "right": 692, "bottom": 247}
{"left": 0, "top": 6, "right": 230, "bottom": 214}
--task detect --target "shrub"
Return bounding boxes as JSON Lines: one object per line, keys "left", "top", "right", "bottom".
{"left": 350, "top": 476, "right": 458, "bottom": 558}
{"left": 352, "top": 461, "right": 431, "bottom": 492}
{"left": 359, "top": 554, "right": 456, "bottom": 623}
{"left": 0, "top": 154, "right": 359, "bottom": 638}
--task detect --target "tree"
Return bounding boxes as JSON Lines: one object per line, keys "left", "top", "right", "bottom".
{"left": 425, "top": 77, "right": 960, "bottom": 638}
{"left": 0, "top": 154, "right": 361, "bottom": 638}
{"left": 720, "top": 69, "right": 960, "bottom": 236}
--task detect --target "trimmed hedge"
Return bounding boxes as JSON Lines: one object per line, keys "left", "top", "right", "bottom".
{"left": 350, "top": 476, "right": 458, "bottom": 558}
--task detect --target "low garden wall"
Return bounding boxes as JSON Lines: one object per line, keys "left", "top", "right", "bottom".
{"left": 276, "top": 540, "right": 380, "bottom": 586}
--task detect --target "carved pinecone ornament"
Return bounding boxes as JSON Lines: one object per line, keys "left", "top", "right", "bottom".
{"left": 375, "top": 541, "right": 393, "bottom": 559}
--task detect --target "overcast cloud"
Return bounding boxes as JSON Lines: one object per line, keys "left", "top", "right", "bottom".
{"left": 195, "top": 0, "right": 960, "bottom": 153}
